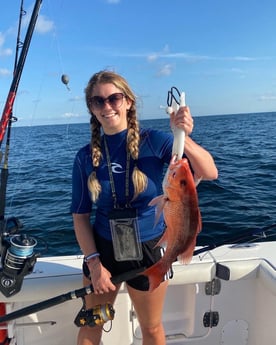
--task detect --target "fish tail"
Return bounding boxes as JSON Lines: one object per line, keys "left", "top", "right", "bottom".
{"left": 142, "top": 262, "right": 167, "bottom": 292}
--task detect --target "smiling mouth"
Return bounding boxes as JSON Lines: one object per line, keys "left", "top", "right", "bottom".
{"left": 102, "top": 112, "right": 117, "bottom": 119}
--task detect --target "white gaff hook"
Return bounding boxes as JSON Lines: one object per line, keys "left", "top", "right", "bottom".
{"left": 166, "top": 91, "right": 186, "bottom": 159}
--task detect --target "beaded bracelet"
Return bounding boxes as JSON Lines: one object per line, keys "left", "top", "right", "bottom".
{"left": 84, "top": 252, "right": 100, "bottom": 263}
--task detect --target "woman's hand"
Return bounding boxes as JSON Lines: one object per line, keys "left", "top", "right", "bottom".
{"left": 170, "top": 106, "right": 194, "bottom": 136}
{"left": 87, "top": 259, "right": 116, "bottom": 294}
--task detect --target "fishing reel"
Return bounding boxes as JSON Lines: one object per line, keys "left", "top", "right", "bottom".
{"left": 74, "top": 303, "right": 115, "bottom": 328}
{"left": 0, "top": 217, "right": 41, "bottom": 297}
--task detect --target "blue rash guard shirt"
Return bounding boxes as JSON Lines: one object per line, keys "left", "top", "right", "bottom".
{"left": 70, "top": 128, "right": 177, "bottom": 242}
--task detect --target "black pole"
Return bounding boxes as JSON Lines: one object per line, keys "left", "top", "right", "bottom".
{"left": 0, "top": 268, "right": 145, "bottom": 323}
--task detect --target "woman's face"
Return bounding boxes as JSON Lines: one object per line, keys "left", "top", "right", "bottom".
{"left": 89, "top": 82, "right": 132, "bottom": 135}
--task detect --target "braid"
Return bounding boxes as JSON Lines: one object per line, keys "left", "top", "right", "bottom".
{"left": 90, "top": 116, "right": 102, "bottom": 168}
{"left": 127, "top": 109, "right": 140, "bottom": 160}
{"left": 87, "top": 116, "right": 102, "bottom": 202}
{"left": 127, "top": 107, "right": 148, "bottom": 200}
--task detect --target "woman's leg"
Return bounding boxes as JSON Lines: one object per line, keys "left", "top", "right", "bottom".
{"left": 127, "top": 280, "right": 169, "bottom": 345}
{"left": 77, "top": 275, "right": 121, "bottom": 345}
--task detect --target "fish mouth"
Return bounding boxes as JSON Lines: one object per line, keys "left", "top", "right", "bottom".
{"left": 171, "top": 154, "right": 178, "bottom": 164}
{"left": 170, "top": 155, "right": 188, "bottom": 166}
{"left": 170, "top": 154, "right": 183, "bottom": 166}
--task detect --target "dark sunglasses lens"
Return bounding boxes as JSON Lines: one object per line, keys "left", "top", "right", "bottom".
{"left": 89, "top": 93, "right": 124, "bottom": 109}
{"left": 108, "top": 93, "right": 123, "bottom": 106}
{"left": 92, "top": 97, "right": 104, "bottom": 107}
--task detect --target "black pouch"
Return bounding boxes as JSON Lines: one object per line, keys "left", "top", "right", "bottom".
{"left": 108, "top": 208, "right": 142, "bottom": 261}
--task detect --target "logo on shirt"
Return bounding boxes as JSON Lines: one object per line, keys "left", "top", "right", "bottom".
{"left": 111, "top": 162, "right": 125, "bottom": 174}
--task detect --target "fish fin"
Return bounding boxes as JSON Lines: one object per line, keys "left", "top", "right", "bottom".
{"left": 177, "top": 236, "right": 197, "bottom": 264}
{"left": 148, "top": 195, "right": 162, "bottom": 206}
{"left": 194, "top": 174, "right": 202, "bottom": 187}
{"left": 155, "top": 225, "right": 170, "bottom": 248}
{"left": 142, "top": 263, "right": 166, "bottom": 292}
{"left": 197, "top": 211, "right": 202, "bottom": 234}
{"left": 149, "top": 195, "right": 166, "bottom": 226}
{"left": 156, "top": 238, "right": 167, "bottom": 249}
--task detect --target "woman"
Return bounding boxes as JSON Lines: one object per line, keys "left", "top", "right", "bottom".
{"left": 71, "top": 70, "right": 218, "bottom": 345}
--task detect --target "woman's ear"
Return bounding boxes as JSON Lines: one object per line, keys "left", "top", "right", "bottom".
{"left": 126, "top": 98, "right": 133, "bottom": 111}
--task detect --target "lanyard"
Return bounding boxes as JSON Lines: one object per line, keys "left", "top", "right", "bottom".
{"left": 103, "top": 135, "right": 131, "bottom": 208}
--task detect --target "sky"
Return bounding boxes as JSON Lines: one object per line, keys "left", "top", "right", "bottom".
{"left": 1, "top": 0, "right": 276, "bottom": 126}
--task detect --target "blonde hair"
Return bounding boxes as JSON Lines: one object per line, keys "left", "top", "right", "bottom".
{"left": 85, "top": 70, "right": 147, "bottom": 203}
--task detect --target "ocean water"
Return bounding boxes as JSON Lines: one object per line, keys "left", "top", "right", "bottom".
{"left": 3, "top": 112, "right": 276, "bottom": 256}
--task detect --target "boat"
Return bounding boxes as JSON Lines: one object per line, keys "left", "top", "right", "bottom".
{"left": 0, "top": 1, "right": 275, "bottom": 344}
{"left": 0, "top": 238, "right": 275, "bottom": 345}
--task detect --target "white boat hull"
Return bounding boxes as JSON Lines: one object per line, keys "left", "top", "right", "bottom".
{"left": 1, "top": 241, "right": 275, "bottom": 345}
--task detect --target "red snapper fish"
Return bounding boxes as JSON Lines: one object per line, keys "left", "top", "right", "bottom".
{"left": 143, "top": 155, "right": 202, "bottom": 291}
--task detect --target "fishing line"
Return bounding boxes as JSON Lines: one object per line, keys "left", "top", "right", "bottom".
{"left": 43, "top": 0, "right": 73, "bottom": 153}
{"left": 45, "top": 0, "right": 66, "bottom": 77}
{"left": 45, "top": 0, "right": 84, "bottom": 157}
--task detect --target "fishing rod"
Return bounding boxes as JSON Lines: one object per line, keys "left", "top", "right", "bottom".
{"left": 0, "top": 0, "right": 24, "bottom": 229}
{"left": 0, "top": 0, "right": 45, "bottom": 299}
{"left": 0, "top": 267, "right": 145, "bottom": 324}
{"left": 0, "top": 0, "right": 43, "bottom": 226}
{"left": 0, "top": 223, "right": 275, "bottom": 323}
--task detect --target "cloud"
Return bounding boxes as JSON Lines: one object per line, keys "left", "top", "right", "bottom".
{"left": 0, "top": 32, "right": 5, "bottom": 46}
{"left": 157, "top": 64, "right": 173, "bottom": 77}
{"left": 114, "top": 44, "right": 270, "bottom": 64}
{"left": 0, "top": 8, "right": 53, "bottom": 63}
{"left": 0, "top": 48, "right": 12, "bottom": 57}
{"left": 36, "top": 14, "right": 54, "bottom": 33}
{"left": 61, "top": 112, "right": 80, "bottom": 118}
{"left": 148, "top": 52, "right": 266, "bottom": 63}
{"left": 106, "top": 0, "right": 121, "bottom": 3}
{"left": 0, "top": 68, "right": 11, "bottom": 76}
{"left": 232, "top": 56, "right": 258, "bottom": 62}
{"left": 69, "top": 95, "right": 83, "bottom": 102}
{"left": 231, "top": 68, "right": 244, "bottom": 73}
{"left": 147, "top": 54, "right": 158, "bottom": 62}
{"left": 258, "top": 94, "right": 276, "bottom": 101}
{"left": 0, "top": 32, "right": 13, "bottom": 57}
{"left": 22, "top": 10, "right": 54, "bottom": 34}
{"left": 230, "top": 67, "right": 246, "bottom": 78}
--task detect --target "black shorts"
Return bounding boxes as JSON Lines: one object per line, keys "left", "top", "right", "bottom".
{"left": 83, "top": 232, "right": 166, "bottom": 291}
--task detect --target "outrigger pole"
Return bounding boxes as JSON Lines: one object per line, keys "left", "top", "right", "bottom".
{"left": 0, "top": 0, "right": 43, "bottom": 228}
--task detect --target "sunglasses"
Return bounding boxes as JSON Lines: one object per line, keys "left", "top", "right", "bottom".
{"left": 88, "top": 92, "right": 125, "bottom": 110}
